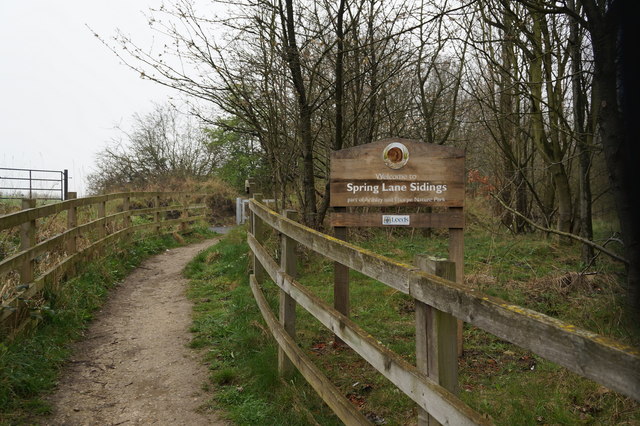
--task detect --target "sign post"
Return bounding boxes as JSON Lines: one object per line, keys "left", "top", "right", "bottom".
{"left": 329, "top": 137, "right": 466, "bottom": 357}
{"left": 330, "top": 138, "right": 465, "bottom": 423}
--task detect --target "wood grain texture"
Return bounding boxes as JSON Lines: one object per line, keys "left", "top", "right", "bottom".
{"left": 0, "top": 192, "right": 208, "bottom": 231}
{"left": 248, "top": 234, "right": 488, "bottom": 425}
{"left": 249, "top": 200, "right": 640, "bottom": 400}
{"left": 249, "top": 274, "right": 372, "bottom": 426}
{"left": 1, "top": 190, "right": 208, "bottom": 335}
{"left": 330, "top": 139, "right": 465, "bottom": 207}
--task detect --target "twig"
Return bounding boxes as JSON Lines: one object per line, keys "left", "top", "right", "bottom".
{"left": 490, "top": 193, "right": 628, "bottom": 265}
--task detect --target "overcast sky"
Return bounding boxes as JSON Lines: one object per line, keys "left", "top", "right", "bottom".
{"left": 0, "top": 1, "right": 212, "bottom": 196}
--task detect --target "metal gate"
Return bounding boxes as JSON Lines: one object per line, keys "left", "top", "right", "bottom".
{"left": 0, "top": 167, "right": 69, "bottom": 200}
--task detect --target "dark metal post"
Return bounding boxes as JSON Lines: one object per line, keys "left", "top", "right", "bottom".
{"left": 63, "top": 169, "right": 69, "bottom": 200}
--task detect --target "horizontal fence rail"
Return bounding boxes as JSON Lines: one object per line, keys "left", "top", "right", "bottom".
{"left": 247, "top": 199, "right": 639, "bottom": 424}
{"left": 0, "top": 191, "right": 210, "bottom": 337}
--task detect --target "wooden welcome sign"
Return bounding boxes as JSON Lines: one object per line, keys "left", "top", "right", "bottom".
{"left": 330, "top": 138, "right": 465, "bottom": 228}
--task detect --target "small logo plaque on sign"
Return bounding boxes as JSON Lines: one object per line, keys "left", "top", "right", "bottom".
{"left": 382, "top": 142, "right": 409, "bottom": 170}
{"left": 382, "top": 215, "right": 410, "bottom": 226}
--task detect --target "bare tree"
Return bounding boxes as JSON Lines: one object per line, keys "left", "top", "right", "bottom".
{"left": 88, "top": 103, "right": 219, "bottom": 192}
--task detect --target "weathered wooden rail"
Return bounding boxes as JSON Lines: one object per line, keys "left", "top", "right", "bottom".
{"left": 0, "top": 192, "right": 208, "bottom": 337}
{"left": 247, "top": 198, "right": 640, "bottom": 425}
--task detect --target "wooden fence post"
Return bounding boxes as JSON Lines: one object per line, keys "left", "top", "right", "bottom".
{"left": 414, "top": 255, "right": 458, "bottom": 426}
{"left": 449, "top": 209, "right": 464, "bottom": 357}
{"left": 333, "top": 206, "right": 349, "bottom": 346}
{"left": 246, "top": 177, "right": 255, "bottom": 198}
{"left": 97, "top": 199, "right": 106, "bottom": 239}
{"left": 20, "top": 198, "right": 37, "bottom": 285}
{"left": 66, "top": 192, "right": 78, "bottom": 255}
{"left": 123, "top": 195, "right": 131, "bottom": 241}
{"left": 252, "top": 193, "right": 265, "bottom": 283}
{"left": 154, "top": 195, "right": 161, "bottom": 233}
{"left": 95, "top": 198, "right": 107, "bottom": 258}
{"left": 279, "top": 210, "right": 298, "bottom": 376}
{"left": 65, "top": 192, "right": 78, "bottom": 276}
{"left": 181, "top": 194, "right": 189, "bottom": 233}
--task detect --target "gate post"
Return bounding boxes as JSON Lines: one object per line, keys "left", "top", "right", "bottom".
{"left": 63, "top": 169, "right": 69, "bottom": 200}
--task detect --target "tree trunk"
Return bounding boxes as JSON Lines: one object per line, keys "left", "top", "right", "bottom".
{"left": 581, "top": 0, "right": 640, "bottom": 318}
{"left": 281, "top": 0, "right": 317, "bottom": 226}
{"left": 568, "top": 0, "right": 594, "bottom": 263}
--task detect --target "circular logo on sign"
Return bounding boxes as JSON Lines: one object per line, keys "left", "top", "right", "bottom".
{"left": 383, "top": 142, "right": 409, "bottom": 169}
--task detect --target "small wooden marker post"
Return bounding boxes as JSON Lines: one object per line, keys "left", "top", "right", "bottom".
{"left": 278, "top": 210, "right": 298, "bottom": 376}
{"left": 415, "top": 255, "right": 458, "bottom": 426}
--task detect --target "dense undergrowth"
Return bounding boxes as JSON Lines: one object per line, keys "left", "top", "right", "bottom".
{"left": 0, "top": 224, "right": 215, "bottom": 425}
{"left": 186, "top": 199, "right": 639, "bottom": 425}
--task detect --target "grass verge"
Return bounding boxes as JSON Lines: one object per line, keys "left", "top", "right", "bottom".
{"left": 186, "top": 207, "right": 639, "bottom": 424}
{"left": 185, "top": 227, "right": 343, "bottom": 425}
{"left": 0, "top": 224, "right": 215, "bottom": 425}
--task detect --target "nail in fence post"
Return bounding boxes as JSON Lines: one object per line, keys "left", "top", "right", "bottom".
{"left": 20, "top": 198, "right": 37, "bottom": 285}
{"left": 414, "top": 255, "right": 459, "bottom": 426}
{"left": 278, "top": 210, "right": 298, "bottom": 376}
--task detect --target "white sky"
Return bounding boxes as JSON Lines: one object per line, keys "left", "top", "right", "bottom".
{"left": 0, "top": 1, "right": 215, "bottom": 196}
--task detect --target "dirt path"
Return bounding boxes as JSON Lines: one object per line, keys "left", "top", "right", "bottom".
{"left": 42, "top": 238, "right": 226, "bottom": 425}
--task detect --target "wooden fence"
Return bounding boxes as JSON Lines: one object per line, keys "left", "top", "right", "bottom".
{"left": 248, "top": 198, "right": 640, "bottom": 425}
{"left": 0, "top": 192, "right": 208, "bottom": 338}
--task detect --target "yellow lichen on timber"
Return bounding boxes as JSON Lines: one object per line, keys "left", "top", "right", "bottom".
{"left": 593, "top": 335, "right": 640, "bottom": 355}
{"left": 499, "top": 301, "right": 640, "bottom": 357}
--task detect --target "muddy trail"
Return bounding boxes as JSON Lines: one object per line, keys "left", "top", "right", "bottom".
{"left": 40, "top": 238, "right": 227, "bottom": 425}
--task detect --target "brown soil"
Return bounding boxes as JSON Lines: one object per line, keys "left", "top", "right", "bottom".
{"left": 40, "top": 238, "right": 227, "bottom": 425}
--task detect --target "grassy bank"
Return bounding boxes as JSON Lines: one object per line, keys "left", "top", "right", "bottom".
{"left": 185, "top": 228, "right": 342, "bottom": 425}
{"left": 0, "top": 224, "right": 215, "bottom": 424}
{"left": 186, "top": 202, "right": 639, "bottom": 425}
